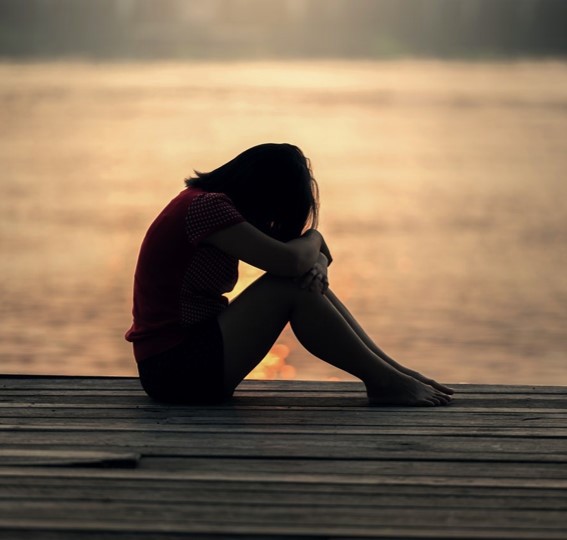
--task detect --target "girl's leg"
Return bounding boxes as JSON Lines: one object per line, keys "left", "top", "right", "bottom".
{"left": 324, "top": 289, "right": 454, "bottom": 395}
{"left": 218, "top": 274, "right": 451, "bottom": 406}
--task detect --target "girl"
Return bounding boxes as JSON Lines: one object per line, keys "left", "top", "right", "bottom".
{"left": 126, "top": 143, "right": 453, "bottom": 406}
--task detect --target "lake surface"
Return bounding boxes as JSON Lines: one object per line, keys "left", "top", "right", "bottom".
{"left": 1, "top": 60, "right": 566, "bottom": 384}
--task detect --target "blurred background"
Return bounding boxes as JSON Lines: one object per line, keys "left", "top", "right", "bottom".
{"left": 1, "top": 0, "right": 566, "bottom": 384}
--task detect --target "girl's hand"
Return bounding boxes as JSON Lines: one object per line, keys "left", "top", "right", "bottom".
{"left": 296, "top": 254, "right": 329, "bottom": 294}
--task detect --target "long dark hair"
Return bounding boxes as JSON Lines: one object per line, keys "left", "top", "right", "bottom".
{"left": 185, "top": 143, "right": 319, "bottom": 242}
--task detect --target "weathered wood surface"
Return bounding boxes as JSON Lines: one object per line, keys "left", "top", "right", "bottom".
{"left": 0, "top": 376, "right": 566, "bottom": 539}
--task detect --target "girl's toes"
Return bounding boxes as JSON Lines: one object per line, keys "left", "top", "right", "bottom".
{"left": 438, "top": 383, "right": 455, "bottom": 395}
{"left": 439, "top": 394, "right": 452, "bottom": 405}
{"left": 429, "top": 379, "right": 454, "bottom": 395}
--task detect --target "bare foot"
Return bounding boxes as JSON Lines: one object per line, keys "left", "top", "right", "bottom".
{"left": 366, "top": 373, "right": 452, "bottom": 407}
{"left": 380, "top": 358, "right": 455, "bottom": 395}
{"left": 404, "top": 368, "right": 455, "bottom": 396}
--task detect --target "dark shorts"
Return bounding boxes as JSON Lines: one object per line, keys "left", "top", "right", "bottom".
{"left": 137, "top": 318, "right": 232, "bottom": 405}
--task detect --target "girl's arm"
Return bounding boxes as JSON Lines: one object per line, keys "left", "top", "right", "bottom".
{"left": 203, "top": 222, "right": 324, "bottom": 277}
{"left": 320, "top": 236, "right": 333, "bottom": 266}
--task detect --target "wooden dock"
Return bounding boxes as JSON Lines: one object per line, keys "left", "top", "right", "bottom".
{"left": 0, "top": 376, "right": 566, "bottom": 539}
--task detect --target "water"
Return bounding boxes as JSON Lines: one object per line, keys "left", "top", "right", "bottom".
{"left": 1, "top": 60, "right": 566, "bottom": 384}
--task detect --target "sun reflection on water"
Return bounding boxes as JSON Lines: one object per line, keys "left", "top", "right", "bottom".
{"left": 247, "top": 343, "right": 296, "bottom": 380}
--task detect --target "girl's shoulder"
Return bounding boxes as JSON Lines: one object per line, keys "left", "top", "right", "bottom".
{"left": 184, "top": 189, "right": 245, "bottom": 246}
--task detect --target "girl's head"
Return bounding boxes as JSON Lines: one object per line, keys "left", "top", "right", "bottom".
{"left": 186, "top": 143, "right": 319, "bottom": 241}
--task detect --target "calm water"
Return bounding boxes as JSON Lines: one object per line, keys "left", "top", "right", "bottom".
{"left": 1, "top": 60, "right": 566, "bottom": 384}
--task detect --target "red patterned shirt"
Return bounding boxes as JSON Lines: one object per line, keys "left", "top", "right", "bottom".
{"left": 125, "top": 187, "right": 245, "bottom": 362}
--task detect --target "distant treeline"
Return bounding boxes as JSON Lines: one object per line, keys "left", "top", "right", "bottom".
{"left": 1, "top": 0, "right": 566, "bottom": 60}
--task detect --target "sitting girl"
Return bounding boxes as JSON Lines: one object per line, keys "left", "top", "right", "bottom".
{"left": 126, "top": 143, "right": 453, "bottom": 406}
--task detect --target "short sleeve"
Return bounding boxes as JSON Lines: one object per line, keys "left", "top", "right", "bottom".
{"left": 185, "top": 192, "right": 245, "bottom": 246}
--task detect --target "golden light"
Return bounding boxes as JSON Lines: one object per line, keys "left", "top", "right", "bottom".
{"left": 247, "top": 343, "right": 296, "bottom": 381}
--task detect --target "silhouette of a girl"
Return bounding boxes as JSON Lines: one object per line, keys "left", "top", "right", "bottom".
{"left": 126, "top": 143, "right": 453, "bottom": 405}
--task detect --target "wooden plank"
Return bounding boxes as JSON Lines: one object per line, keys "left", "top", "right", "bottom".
{"left": 0, "top": 439, "right": 565, "bottom": 468}
{"left": 1, "top": 386, "right": 566, "bottom": 399}
{"left": 0, "top": 477, "right": 565, "bottom": 510}
{"left": 244, "top": 381, "right": 567, "bottom": 395}
{"left": 0, "top": 531, "right": 297, "bottom": 540}
{"left": 1, "top": 406, "right": 565, "bottom": 419}
{"left": 2, "top": 388, "right": 567, "bottom": 403}
{"left": 0, "top": 501, "right": 565, "bottom": 533}
{"left": 1, "top": 413, "right": 566, "bottom": 431}
{"left": 1, "top": 430, "right": 566, "bottom": 461}
{"left": 0, "top": 380, "right": 564, "bottom": 402}
{"left": 2, "top": 470, "right": 564, "bottom": 492}
{"left": 1, "top": 466, "right": 567, "bottom": 489}
{"left": 0, "top": 400, "right": 566, "bottom": 416}
{"left": 2, "top": 519, "right": 566, "bottom": 540}
{"left": 0, "top": 403, "right": 563, "bottom": 422}
{"left": 0, "top": 449, "right": 139, "bottom": 468}
{"left": 1, "top": 421, "right": 566, "bottom": 438}
{"left": 0, "top": 532, "right": 293, "bottom": 540}
{"left": 1, "top": 411, "right": 566, "bottom": 435}
{"left": 1, "top": 376, "right": 566, "bottom": 395}
{"left": 0, "top": 491, "right": 564, "bottom": 515}
{"left": 1, "top": 408, "right": 565, "bottom": 421}
{"left": 0, "top": 489, "right": 564, "bottom": 512}
{"left": 0, "top": 404, "right": 565, "bottom": 429}
{"left": 1, "top": 530, "right": 565, "bottom": 540}
{"left": 0, "top": 499, "right": 566, "bottom": 533}
{"left": 0, "top": 401, "right": 565, "bottom": 415}
{"left": 1, "top": 474, "right": 565, "bottom": 498}
{"left": 138, "top": 457, "right": 567, "bottom": 480}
